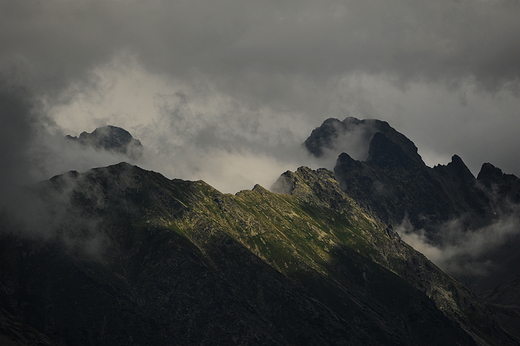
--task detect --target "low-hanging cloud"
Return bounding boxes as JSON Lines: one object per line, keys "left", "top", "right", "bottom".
{"left": 132, "top": 88, "right": 321, "bottom": 192}
{"left": 0, "top": 164, "right": 111, "bottom": 259}
{"left": 0, "top": 78, "right": 42, "bottom": 205}
{"left": 397, "top": 211, "right": 520, "bottom": 277}
{"left": 2, "top": 0, "right": 520, "bottom": 183}
{"left": 2, "top": 0, "right": 520, "bottom": 260}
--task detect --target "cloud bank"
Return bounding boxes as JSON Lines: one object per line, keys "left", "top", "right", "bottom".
{"left": 1, "top": 0, "right": 520, "bottom": 192}
{"left": 397, "top": 211, "right": 520, "bottom": 277}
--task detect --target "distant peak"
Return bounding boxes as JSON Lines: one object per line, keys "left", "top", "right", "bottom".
{"left": 66, "top": 125, "right": 143, "bottom": 160}
{"left": 477, "top": 162, "right": 503, "bottom": 180}
{"left": 451, "top": 154, "right": 463, "bottom": 163}
{"left": 341, "top": 116, "right": 362, "bottom": 125}
{"left": 303, "top": 117, "right": 423, "bottom": 166}
{"left": 367, "top": 132, "right": 422, "bottom": 169}
{"left": 322, "top": 117, "right": 343, "bottom": 125}
{"left": 252, "top": 184, "right": 268, "bottom": 194}
{"left": 446, "top": 154, "right": 475, "bottom": 181}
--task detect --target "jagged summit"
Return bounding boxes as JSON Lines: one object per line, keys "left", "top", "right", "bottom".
{"left": 302, "top": 117, "right": 520, "bottom": 318}
{"left": 479, "top": 162, "right": 506, "bottom": 181}
{"left": 477, "top": 162, "right": 520, "bottom": 203}
{"left": 304, "top": 117, "right": 422, "bottom": 164}
{"left": 5, "top": 162, "right": 508, "bottom": 345}
{"left": 303, "top": 117, "right": 503, "bottom": 232}
{"left": 444, "top": 155, "right": 475, "bottom": 181}
{"left": 367, "top": 132, "right": 423, "bottom": 169}
{"left": 65, "top": 125, "right": 143, "bottom": 160}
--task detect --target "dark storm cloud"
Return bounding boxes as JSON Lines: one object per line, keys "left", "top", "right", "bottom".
{"left": 2, "top": 0, "right": 520, "bottom": 97}
{"left": 0, "top": 78, "right": 38, "bottom": 199}
{"left": 1, "top": 0, "right": 520, "bottom": 188}
{"left": 121, "top": 0, "right": 520, "bottom": 117}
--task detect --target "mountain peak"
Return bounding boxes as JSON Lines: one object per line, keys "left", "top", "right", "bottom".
{"left": 445, "top": 154, "right": 475, "bottom": 181}
{"left": 303, "top": 117, "right": 424, "bottom": 166}
{"left": 478, "top": 162, "right": 504, "bottom": 181}
{"left": 477, "top": 162, "right": 520, "bottom": 203}
{"left": 66, "top": 125, "right": 143, "bottom": 160}
{"left": 367, "top": 132, "right": 422, "bottom": 169}
{"left": 7, "top": 162, "right": 508, "bottom": 345}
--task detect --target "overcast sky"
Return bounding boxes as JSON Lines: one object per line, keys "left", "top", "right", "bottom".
{"left": 1, "top": 0, "right": 520, "bottom": 193}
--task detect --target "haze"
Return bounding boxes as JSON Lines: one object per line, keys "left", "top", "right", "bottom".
{"left": 1, "top": 0, "right": 520, "bottom": 194}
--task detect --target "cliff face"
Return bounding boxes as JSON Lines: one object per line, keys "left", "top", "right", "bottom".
{"left": 306, "top": 117, "right": 520, "bottom": 237}
{"left": 304, "top": 117, "right": 422, "bottom": 165}
{"left": 271, "top": 167, "right": 516, "bottom": 345}
{"left": 309, "top": 121, "right": 492, "bottom": 233}
{"left": 477, "top": 162, "right": 520, "bottom": 205}
{"left": 1, "top": 162, "right": 515, "bottom": 345}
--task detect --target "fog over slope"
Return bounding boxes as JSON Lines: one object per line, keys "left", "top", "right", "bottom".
{"left": 1, "top": 0, "right": 520, "bottom": 194}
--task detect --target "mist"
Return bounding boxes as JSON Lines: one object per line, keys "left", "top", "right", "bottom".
{"left": 397, "top": 212, "right": 520, "bottom": 277}
{"left": 1, "top": 1, "right": 520, "bottom": 189}
{"left": 1, "top": 0, "right": 520, "bottom": 265}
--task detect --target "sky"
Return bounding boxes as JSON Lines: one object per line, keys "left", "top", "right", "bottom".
{"left": 1, "top": 0, "right": 520, "bottom": 195}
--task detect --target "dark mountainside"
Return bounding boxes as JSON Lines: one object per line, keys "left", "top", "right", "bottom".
{"left": 65, "top": 125, "right": 144, "bottom": 160}
{"left": 305, "top": 117, "right": 498, "bottom": 232}
{"left": 304, "top": 117, "right": 520, "bottom": 338}
{"left": 1, "top": 162, "right": 517, "bottom": 345}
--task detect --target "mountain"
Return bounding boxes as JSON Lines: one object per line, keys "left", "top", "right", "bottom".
{"left": 477, "top": 163, "right": 520, "bottom": 205}
{"left": 304, "top": 117, "right": 422, "bottom": 165}
{"left": 305, "top": 116, "right": 520, "bottom": 246}
{"left": 65, "top": 125, "right": 143, "bottom": 160}
{"left": 1, "top": 162, "right": 517, "bottom": 345}
{"left": 483, "top": 275, "right": 520, "bottom": 341}
{"left": 304, "top": 116, "right": 520, "bottom": 330}
{"left": 305, "top": 117, "right": 497, "bottom": 233}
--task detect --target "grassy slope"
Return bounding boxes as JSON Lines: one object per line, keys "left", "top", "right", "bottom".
{"left": 1, "top": 162, "right": 517, "bottom": 345}
{"left": 151, "top": 165, "right": 512, "bottom": 345}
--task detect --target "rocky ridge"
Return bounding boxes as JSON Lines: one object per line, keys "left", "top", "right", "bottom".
{"left": 1, "top": 163, "right": 516, "bottom": 345}
{"left": 304, "top": 116, "right": 520, "bottom": 336}
{"left": 305, "top": 116, "right": 520, "bottom": 246}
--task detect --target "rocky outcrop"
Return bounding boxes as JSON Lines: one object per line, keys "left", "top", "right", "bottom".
{"left": 477, "top": 162, "right": 520, "bottom": 205}
{"left": 305, "top": 117, "right": 510, "bottom": 235}
{"left": 273, "top": 166, "right": 518, "bottom": 346}
{"left": 304, "top": 117, "right": 422, "bottom": 165}
{"left": 65, "top": 125, "right": 143, "bottom": 160}
{"left": 334, "top": 137, "right": 491, "bottom": 233}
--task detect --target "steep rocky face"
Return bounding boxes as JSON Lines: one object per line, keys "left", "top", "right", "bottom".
{"left": 304, "top": 117, "right": 422, "bottom": 165}
{"left": 477, "top": 162, "right": 520, "bottom": 205}
{"left": 468, "top": 164, "right": 520, "bottom": 296}
{"left": 65, "top": 125, "right": 143, "bottom": 160}
{"left": 1, "top": 163, "right": 516, "bottom": 345}
{"left": 305, "top": 117, "right": 520, "bottom": 332}
{"left": 334, "top": 138, "right": 490, "bottom": 233}
{"left": 272, "top": 167, "right": 517, "bottom": 346}
{"left": 432, "top": 155, "right": 490, "bottom": 219}
{"left": 482, "top": 275, "right": 520, "bottom": 341}
{"left": 304, "top": 117, "right": 500, "bottom": 234}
